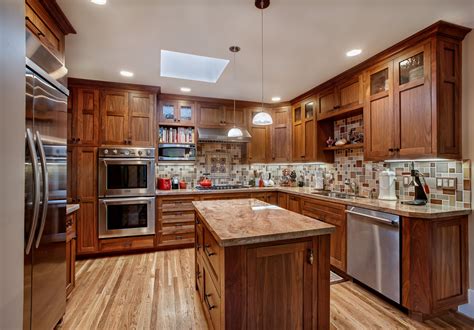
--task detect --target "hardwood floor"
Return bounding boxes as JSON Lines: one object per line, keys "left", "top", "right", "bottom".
{"left": 63, "top": 249, "right": 474, "bottom": 329}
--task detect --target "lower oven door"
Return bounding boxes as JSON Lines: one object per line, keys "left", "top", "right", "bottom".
{"left": 98, "top": 197, "right": 155, "bottom": 239}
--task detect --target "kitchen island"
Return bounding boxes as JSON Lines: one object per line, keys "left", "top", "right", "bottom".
{"left": 193, "top": 198, "right": 335, "bottom": 330}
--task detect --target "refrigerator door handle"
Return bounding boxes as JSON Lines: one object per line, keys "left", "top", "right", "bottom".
{"left": 26, "top": 129, "right": 41, "bottom": 255}
{"left": 35, "top": 131, "right": 49, "bottom": 248}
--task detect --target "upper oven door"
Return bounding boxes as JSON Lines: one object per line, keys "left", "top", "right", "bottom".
{"left": 98, "top": 158, "right": 155, "bottom": 197}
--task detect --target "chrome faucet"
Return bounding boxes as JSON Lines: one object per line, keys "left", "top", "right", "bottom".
{"left": 344, "top": 178, "right": 359, "bottom": 195}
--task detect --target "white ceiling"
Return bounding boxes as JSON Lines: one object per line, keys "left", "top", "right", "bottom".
{"left": 59, "top": 0, "right": 474, "bottom": 103}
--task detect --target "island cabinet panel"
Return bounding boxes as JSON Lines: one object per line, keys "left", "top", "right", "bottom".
{"left": 302, "top": 198, "right": 347, "bottom": 272}
{"left": 195, "top": 211, "right": 331, "bottom": 330}
{"left": 247, "top": 241, "right": 314, "bottom": 329}
{"left": 401, "top": 215, "right": 468, "bottom": 320}
{"left": 66, "top": 211, "right": 77, "bottom": 297}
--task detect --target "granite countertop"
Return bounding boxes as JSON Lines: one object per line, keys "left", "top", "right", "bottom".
{"left": 157, "top": 186, "right": 472, "bottom": 219}
{"left": 66, "top": 204, "right": 80, "bottom": 215}
{"left": 193, "top": 198, "right": 335, "bottom": 247}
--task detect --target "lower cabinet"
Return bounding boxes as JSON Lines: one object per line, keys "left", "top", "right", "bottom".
{"left": 99, "top": 236, "right": 155, "bottom": 253}
{"left": 195, "top": 212, "right": 331, "bottom": 329}
{"left": 157, "top": 196, "right": 196, "bottom": 248}
{"left": 277, "top": 192, "right": 288, "bottom": 209}
{"left": 66, "top": 211, "right": 77, "bottom": 297}
{"left": 302, "top": 198, "right": 347, "bottom": 272}
{"left": 288, "top": 195, "right": 302, "bottom": 213}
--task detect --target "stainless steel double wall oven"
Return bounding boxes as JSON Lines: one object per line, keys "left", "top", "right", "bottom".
{"left": 98, "top": 147, "right": 156, "bottom": 238}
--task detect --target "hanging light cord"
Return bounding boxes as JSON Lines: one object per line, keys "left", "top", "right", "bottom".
{"left": 233, "top": 50, "right": 236, "bottom": 127}
{"left": 260, "top": 4, "right": 264, "bottom": 112}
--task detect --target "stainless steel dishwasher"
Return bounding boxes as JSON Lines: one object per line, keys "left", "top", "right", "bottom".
{"left": 346, "top": 206, "right": 401, "bottom": 304}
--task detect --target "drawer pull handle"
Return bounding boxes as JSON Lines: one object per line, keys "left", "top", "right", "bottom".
{"left": 176, "top": 235, "right": 183, "bottom": 240}
{"left": 205, "top": 244, "right": 216, "bottom": 257}
{"left": 204, "top": 294, "right": 216, "bottom": 310}
{"left": 307, "top": 248, "right": 314, "bottom": 265}
{"left": 196, "top": 270, "right": 202, "bottom": 279}
{"left": 196, "top": 243, "right": 201, "bottom": 250}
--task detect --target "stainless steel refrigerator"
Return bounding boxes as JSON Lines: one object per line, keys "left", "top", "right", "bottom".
{"left": 24, "top": 58, "right": 68, "bottom": 330}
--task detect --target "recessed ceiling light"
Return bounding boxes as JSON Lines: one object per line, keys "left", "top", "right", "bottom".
{"left": 346, "top": 49, "right": 362, "bottom": 57}
{"left": 120, "top": 70, "right": 134, "bottom": 77}
{"left": 160, "top": 50, "right": 229, "bottom": 83}
{"left": 90, "top": 0, "right": 106, "bottom": 5}
{"left": 180, "top": 87, "right": 191, "bottom": 92}
{"left": 271, "top": 96, "right": 281, "bottom": 102}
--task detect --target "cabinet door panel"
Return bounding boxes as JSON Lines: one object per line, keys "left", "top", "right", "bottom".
{"left": 318, "top": 89, "right": 336, "bottom": 114}
{"left": 75, "top": 88, "right": 99, "bottom": 145}
{"left": 394, "top": 43, "right": 432, "bottom": 157}
{"left": 198, "top": 104, "right": 224, "bottom": 126}
{"left": 76, "top": 147, "right": 97, "bottom": 199}
{"left": 129, "top": 92, "right": 154, "bottom": 146}
{"left": 304, "top": 119, "right": 315, "bottom": 161}
{"left": 100, "top": 90, "right": 129, "bottom": 145}
{"left": 178, "top": 101, "right": 195, "bottom": 125}
{"left": 225, "top": 107, "right": 245, "bottom": 127}
{"left": 248, "top": 125, "right": 269, "bottom": 163}
{"left": 339, "top": 76, "right": 362, "bottom": 108}
{"left": 271, "top": 107, "right": 290, "bottom": 162}
{"left": 292, "top": 123, "right": 304, "bottom": 161}
{"left": 364, "top": 63, "right": 394, "bottom": 160}
{"left": 76, "top": 200, "right": 98, "bottom": 254}
{"left": 247, "top": 241, "right": 313, "bottom": 329}
{"left": 158, "top": 100, "right": 178, "bottom": 124}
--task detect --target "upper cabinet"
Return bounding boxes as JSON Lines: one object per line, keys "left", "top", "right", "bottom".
{"left": 317, "top": 75, "right": 363, "bottom": 119}
{"left": 67, "top": 79, "right": 159, "bottom": 148}
{"left": 158, "top": 100, "right": 195, "bottom": 126}
{"left": 363, "top": 28, "right": 467, "bottom": 161}
{"left": 196, "top": 103, "right": 245, "bottom": 127}
{"left": 25, "top": 0, "right": 76, "bottom": 63}
{"left": 270, "top": 107, "right": 291, "bottom": 163}
{"left": 292, "top": 99, "right": 316, "bottom": 161}
{"left": 247, "top": 108, "right": 271, "bottom": 163}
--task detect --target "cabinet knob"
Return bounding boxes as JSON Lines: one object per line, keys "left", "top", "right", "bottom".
{"left": 76, "top": 138, "right": 80, "bottom": 143}
{"left": 388, "top": 148, "right": 394, "bottom": 152}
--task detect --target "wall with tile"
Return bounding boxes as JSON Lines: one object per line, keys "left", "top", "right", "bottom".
{"left": 156, "top": 142, "right": 471, "bottom": 208}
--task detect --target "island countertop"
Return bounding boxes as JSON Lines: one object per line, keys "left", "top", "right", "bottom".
{"left": 193, "top": 198, "right": 335, "bottom": 247}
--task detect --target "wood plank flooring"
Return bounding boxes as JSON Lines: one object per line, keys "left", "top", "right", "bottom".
{"left": 63, "top": 249, "right": 474, "bottom": 329}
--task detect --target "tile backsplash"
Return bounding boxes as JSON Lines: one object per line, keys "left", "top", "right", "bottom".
{"left": 156, "top": 143, "right": 471, "bottom": 208}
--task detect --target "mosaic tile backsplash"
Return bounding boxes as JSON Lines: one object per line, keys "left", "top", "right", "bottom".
{"left": 156, "top": 143, "right": 471, "bottom": 208}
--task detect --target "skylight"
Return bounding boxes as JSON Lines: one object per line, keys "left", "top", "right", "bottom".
{"left": 160, "top": 50, "right": 229, "bottom": 83}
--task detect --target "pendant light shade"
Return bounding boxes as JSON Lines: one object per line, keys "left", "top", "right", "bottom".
{"left": 252, "top": 0, "right": 273, "bottom": 126}
{"left": 252, "top": 111, "right": 273, "bottom": 125}
{"left": 227, "top": 127, "right": 244, "bottom": 137}
{"left": 228, "top": 46, "right": 243, "bottom": 138}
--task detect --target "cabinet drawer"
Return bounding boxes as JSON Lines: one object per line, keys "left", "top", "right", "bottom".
{"left": 162, "top": 199, "right": 195, "bottom": 212}
{"left": 204, "top": 267, "right": 221, "bottom": 330}
{"left": 161, "top": 224, "right": 194, "bottom": 235}
{"left": 302, "top": 199, "right": 345, "bottom": 217}
{"left": 99, "top": 236, "right": 154, "bottom": 252}
{"left": 203, "top": 227, "right": 221, "bottom": 283}
{"left": 161, "top": 211, "right": 195, "bottom": 224}
{"left": 160, "top": 232, "right": 195, "bottom": 244}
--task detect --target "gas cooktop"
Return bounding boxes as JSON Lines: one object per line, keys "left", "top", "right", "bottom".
{"left": 195, "top": 184, "right": 248, "bottom": 190}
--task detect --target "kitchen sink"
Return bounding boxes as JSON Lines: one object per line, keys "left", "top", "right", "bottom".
{"left": 311, "top": 191, "right": 364, "bottom": 199}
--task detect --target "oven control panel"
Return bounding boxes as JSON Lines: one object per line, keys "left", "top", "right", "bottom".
{"left": 98, "top": 147, "right": 154, "bottom": 158}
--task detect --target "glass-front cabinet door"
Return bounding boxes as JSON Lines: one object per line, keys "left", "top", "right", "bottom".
{"left": 293, "top": 105, "right": 302, "bottom": 124}
{"left": 393, "top": 42, "right": 432, "bottom": 157}
{"left": 159, "top": 100, "right": 178, "bottom": 123}
{"left": 177, "top": 101, "right": 195, "bottom": 125}
{"left": 304, "top": 101, "right": 314, "bottom": 120}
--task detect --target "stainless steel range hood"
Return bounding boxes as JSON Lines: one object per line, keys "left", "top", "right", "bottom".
{"left": 197, "top": 127, "right": 252, "bottom": 143}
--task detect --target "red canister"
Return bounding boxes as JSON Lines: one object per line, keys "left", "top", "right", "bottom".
{"left": 158, "top": 178, "right": 171, "bottom": 190}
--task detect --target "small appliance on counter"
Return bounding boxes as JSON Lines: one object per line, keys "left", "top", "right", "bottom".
{"left": 157, "top": 178, "right": 171, "bottom": 190}
{"left": 378, "top": 169, "right": 397, "bottom": 201}
{"left": 401, "top": 162, "right": 429, "bottom": 206}
{"left": 172, "top": 176, "right": 179, "bottom": 190}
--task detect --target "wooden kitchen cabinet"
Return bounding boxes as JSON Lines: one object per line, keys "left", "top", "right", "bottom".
{"left": 159, "top": 100, "right": 195, "bottom": 125}
{"left": 302, "top": 198, "right": 347, "bottom": 271}
{"left": 66, "top": 210, "right": 77, "bottom": 297}
{"left": 197, "top": 103, "right": 225, "bottom": 126}
{"left": 247, "top": 108, "right": 271, "bottom": 163}
{"left": 363, "top": 27, "right": 468, "bottom": 160}
{"left": 316, "top": 76, "right": 363, "bottom": 117}
{"left": 68, "top": 87, "right": 100, "bottom": 146}
{"left": 278, "top": 192, "right": 289, "bottom": 209}
{"left": 25, "top": 0, "right": 76, "bottom": 63}
{"left": 224, "top": 106, "right": 245, "bottom": 127}
{"left": 70, "top": 147, "right": 99, "bottom": 255}
{"left": 292, "top": 99, "right": 315, "bottom": 161}
{"left": 270, "top": 106, "right": 291, "bottom": 162}
{"left": 288, "top": 194, "right": 302, "bottom": 214}
{"left": 364, "top": 61, "right": 395, "bottom": 160}
{"left": 128, "top": 92, "right": 155, "bottom": 146}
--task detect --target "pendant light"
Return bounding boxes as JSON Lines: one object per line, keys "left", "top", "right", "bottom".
{"left": 228, "top": 46, "right": 244, "bottom": 138}
{"left": 252, "top": 0, "right": 273, "bottom": 126}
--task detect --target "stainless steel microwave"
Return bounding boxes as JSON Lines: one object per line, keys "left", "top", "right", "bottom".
{"left": 158, "top": 143, "right": 196, "bottom": 161}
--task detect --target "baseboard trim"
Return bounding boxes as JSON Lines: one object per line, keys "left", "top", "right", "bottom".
{"left": 458, "top": 289, "right": 474, "bottom": 319}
